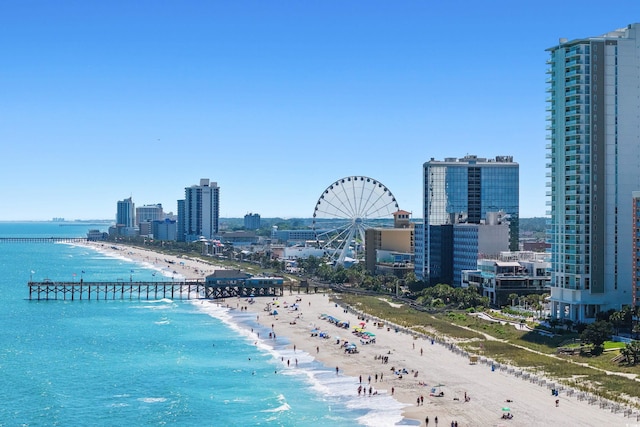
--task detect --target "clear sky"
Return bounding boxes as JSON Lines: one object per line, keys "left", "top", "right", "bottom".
{"left": 1, "top": 1, "right": 638, "bottom": 221}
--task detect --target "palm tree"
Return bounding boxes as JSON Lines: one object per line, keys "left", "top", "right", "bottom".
{"left": 609, "top": 310, "right": 625, "bottom": 336}
{"left": 508, "top": 293, "right": 518, "bottom": 307}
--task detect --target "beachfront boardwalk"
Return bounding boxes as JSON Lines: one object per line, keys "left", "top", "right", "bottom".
{"left": 28, "top": 279, "right": 284, "bottom": 301}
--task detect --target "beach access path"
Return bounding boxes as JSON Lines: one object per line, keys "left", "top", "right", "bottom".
{"left": 79, "top": 241, "right": 636, "bottom": 426}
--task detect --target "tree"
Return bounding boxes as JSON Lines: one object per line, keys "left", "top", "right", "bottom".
{"left": 508, "top": 293, "right": 518, "bottom": 307}
{"left": 620, "top": 341, "right": 640, "bottom": 366}
{"left": 403, "top": 271, "right": 422, "bottom": 292}
{"left": 580, "top": 321, "right": 613, "bottom": 354}
{"left": 609, "top": 310, "right": 625, "bottom": 335}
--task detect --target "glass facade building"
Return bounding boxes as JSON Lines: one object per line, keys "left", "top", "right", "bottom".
{"left": 547, "top": 24, "right": 640, "bottom": 322}
{"left": 116, "top": 197, "right": 135, "bottom": 228}
{"left": 416, "top": 155, "right": 519, "bottom": 286}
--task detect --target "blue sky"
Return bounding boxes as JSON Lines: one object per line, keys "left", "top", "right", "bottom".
{"left": 1, "top": 1, "right": 638, "bottom": 220}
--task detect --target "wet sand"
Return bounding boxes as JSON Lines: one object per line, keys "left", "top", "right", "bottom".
{"left": 81, "top": 241, "right": 637, "bottom": 426}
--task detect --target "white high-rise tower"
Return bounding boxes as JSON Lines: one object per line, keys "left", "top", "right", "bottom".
{"left": 184, "top": 179, "right": 220, "bottom": 241}
{"left": 547, "top": 24, "right": 640, "bottom": 322}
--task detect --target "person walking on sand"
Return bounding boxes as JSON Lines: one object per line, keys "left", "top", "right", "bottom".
{"left": 425, "top": 416, "right": 429, "bottom": 426}
{"left": 434, "top": 416, "right": 438, "bottom": 426}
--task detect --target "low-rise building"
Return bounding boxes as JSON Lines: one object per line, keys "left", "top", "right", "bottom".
{"left": 463, "top": 251, "right": 550, "bottom": 307}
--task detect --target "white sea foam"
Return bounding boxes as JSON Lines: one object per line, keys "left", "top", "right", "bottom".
{"left": 138, "top": 397, "right": 167, "bottom": 403}
{"left": 191, "top": 299, "right": 408, "bottom": 426}
{"left": 263, "top": 402, "right": 291, "bottom": 412}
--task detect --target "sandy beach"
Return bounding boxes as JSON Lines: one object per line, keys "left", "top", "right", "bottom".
{"left": 81, "top": 241, "right": 637, "bottom": 426}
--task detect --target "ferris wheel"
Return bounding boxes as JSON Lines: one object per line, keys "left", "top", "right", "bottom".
{"left": 312, "top": 176, "right": 399, "bottom": 266}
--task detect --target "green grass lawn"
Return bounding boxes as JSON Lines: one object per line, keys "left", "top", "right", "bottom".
{"left": 333, "top": 293, "right": 640, "bottom": 407}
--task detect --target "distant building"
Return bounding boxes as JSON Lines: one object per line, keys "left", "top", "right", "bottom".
{"left": 116, "top": 197, "right": 135, "bottom": 228}
{"left": 176, "top": 199, "right": 185, "bottom": 242}
{"left": 113, "top": 197, "right": 137, "bottom": 237}
{"left": 244, "top": 213, "right": 261, "bottom": 230}
{"left": 139, "top": 221, "right": 153, "bottom": 237}
{"left": 136, "top": 204, "right": 164, "bottom": 227}
{"left": 217, "top": 231, "right": 259, "bottom": 248}
{"left": 153, "top": 218, "right": 177, "bottom": 241}
{"left": 183, "top": 179, "right": 220, "bottom": 241}
{"left": 282, "top": 246, "right": 326, "bottom": 260}
{"left": 271, "top": 227, "right": 320, "bottom": 244}
{"left": 521, "top": 240, "right": 549, "bottom": 252}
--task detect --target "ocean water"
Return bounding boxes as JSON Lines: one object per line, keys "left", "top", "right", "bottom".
{"left": 0, "top": 222, "right": 407, "bottom": 426}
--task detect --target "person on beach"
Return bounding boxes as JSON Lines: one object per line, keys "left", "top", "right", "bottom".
{"left": 336, "top": 366, "right": 339, "bottom": 375}
{"left": 425, "top": 416, "right": 429, "bottom": 426}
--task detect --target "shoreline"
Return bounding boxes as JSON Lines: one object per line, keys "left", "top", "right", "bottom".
{"left": 78, "top": 241, "right": 636, "bottom": 426}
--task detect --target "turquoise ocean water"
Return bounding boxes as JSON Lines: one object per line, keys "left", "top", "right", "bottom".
{"left": 0, "top": 222, "right": 407, "bottom": 426}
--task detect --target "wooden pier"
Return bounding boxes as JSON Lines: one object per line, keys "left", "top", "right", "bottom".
{"left": 0, "top": 237, "right": 88, "bottom": 243}
{"left": 28, "top": 279, "right": 284, "bottom": 301}
{"left": 28, "top": 280, "right": 207, "bottom": 301}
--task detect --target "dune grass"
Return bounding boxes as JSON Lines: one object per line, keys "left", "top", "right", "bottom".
{"left": 334, "top": 293, "right": 640, "bottom": 406}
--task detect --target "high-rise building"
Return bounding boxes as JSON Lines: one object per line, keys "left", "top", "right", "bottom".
{"left": 176, "top": 199, "right": 185, "bottom": 242}
{"left": 136, "top": 204, "right": 164, "bottom": 227}
{"left": 116, "top": 197, "right": 135, "bottom": 228}
{"left": 633, "top": 192, "right": 640, "bottom": 308}
{"left": 415, "top": 155, "right": 519, "bottom": 286}
{"left": 546, "top": 24, "right": 640, "bottom": 322}
{"left": 183, "top": 179, "right": 220, "bottom": 242}
{"left": 152, "top": 218, "right": 177, "bottom": 241}
{"left": 244, "top": 213, "right": 261, "bottom": 230}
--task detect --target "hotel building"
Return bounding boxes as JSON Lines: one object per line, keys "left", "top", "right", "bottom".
{"left": 416, "top": 155, "right": 519, "bottom": 287}
{"left": 183, "top": 179, "right": 220, "bottom": 242}
{"left": 546, "top": 24, "right": 640, "bottom": 321}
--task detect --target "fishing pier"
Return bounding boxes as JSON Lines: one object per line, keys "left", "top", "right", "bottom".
{"left": 28, "top": 273, "right": 284, "bottom": 301}
{"left": 0, "top": 237, "right": 88, "bottom": 243}
{"left": 28, "top": 280, "right": 207, "bottom": 301}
